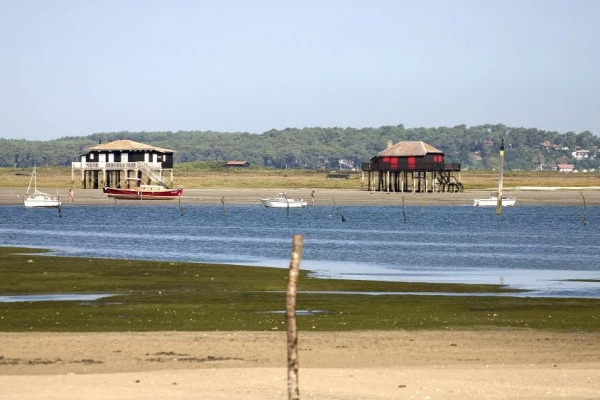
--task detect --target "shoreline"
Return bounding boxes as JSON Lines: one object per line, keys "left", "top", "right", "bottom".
{"left": 2, "top": 186, "right": 600, "bottom": 206}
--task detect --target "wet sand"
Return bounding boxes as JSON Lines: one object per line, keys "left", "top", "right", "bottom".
{"left": 2, "top": 186, "right": 600, "bottom": 206}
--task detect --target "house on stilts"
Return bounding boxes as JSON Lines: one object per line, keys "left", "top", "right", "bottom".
{"left": 71, "top": 139, "right": 176, "bottom": 189}
{"left": 362, "top": 140, "right": 463, "bottom": 193}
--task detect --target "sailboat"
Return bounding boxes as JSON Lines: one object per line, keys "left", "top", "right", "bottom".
{"left": 473, "top": 138, "right": 516, "bottom": 209}
{"left": 24, "top": 168, "right": 62, "bottom": 208}
{"left": 473, "top": 193, "right": 516, "bottom": 207}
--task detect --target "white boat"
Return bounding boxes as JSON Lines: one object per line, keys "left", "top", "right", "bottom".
{"left": 473, "top": 138, "right": 516, "bottom": 209}
{"left": 24, "top": 168, "right": 62, "bottom": 208}
{"left": 474, "top": 193, "right": 516, "bottom": 207}
{"left": 260, "top": 193, "right": 308, "bottom": 208}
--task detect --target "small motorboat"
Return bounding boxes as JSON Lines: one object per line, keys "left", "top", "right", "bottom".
{"left": 260, "top": 193, "right": 308, "bottom": 208}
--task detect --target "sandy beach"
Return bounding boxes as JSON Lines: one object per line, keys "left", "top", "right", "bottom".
{"left": 1, "top": 330, "right": 599, "bottom": 399}
{"left": 2, "top": 186, "right": 600, "bottom": 206}
{"left": 2, "top": 186, "right": 600, "bottom": 399}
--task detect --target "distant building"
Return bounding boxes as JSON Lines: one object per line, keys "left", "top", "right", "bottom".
{"left": 556, "top": 163, "right": 575, "bottom": 172}
{"left": 540, "top": 140, "right": 560, "bottom": 150}
{"left": 225, "top": 161, "right": 250, "bottom": 168}
{"left": 71, "top": 139, "right": 176, "bottom": 189}
{"left": 362, "top": 140, "right": 462, "bottom": 192}
{"left": 338, "top": 159, "right": 355, "bottom": 170}
{"left": 572, "top": 149, "right": 590, "bottom": 160}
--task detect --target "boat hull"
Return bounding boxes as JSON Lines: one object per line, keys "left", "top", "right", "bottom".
{"left": 24, "top": 195, "right": 61, "bottom": 208}
{"left": 103, "top": 187, "right": 183, "bottom": 200}
{"left": 261, "top": 199, "right": 307, "bottom": 208}
{"left": 473, "top": 197, "right": 516, "bottom": 207}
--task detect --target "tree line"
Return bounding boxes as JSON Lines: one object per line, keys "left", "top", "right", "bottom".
{"left": 1, "top": 124, "right": 598, "bottom": 171}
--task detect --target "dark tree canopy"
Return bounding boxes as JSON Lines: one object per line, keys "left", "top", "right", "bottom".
{"left": 1, "top": 124, "right": 598, "bottom": 171}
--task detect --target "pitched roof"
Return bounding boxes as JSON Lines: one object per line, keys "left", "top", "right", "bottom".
{"left": 87, "top": 139, "right": 174, "bottom": 153}
{"left": 225, "top": 161, "right": 249, "bottom": 165}
{"left": 376, "top": 141, "right": 444, "bottom": 157}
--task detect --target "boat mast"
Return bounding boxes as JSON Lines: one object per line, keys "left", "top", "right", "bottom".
{"left": 496, "top": 138, "right": 504, "bottom": 215}
{"left": 26, "top": 167, "right": 36, "bottom": 196}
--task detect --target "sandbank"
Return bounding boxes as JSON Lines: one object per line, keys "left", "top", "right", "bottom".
{"left": 1, "top": 330, "right": 599, "bottom": 399}
{"left": 1, "top": 187, "right": 599, "bottom": 206}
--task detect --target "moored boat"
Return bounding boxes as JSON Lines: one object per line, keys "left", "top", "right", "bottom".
{"left": 473, "top": 138, "right": 516, "bottom": 209}
{"left": 24, "top": 168, "right": 61, "bottom": 208}
{"left": 103, "top": 184, "right": 183, "bottom": 200}
{"left": 473, "top": 194, "right": 516, "bottom": 207}
{"left": 260, "top": 193, "right": 307, "bottom": 208}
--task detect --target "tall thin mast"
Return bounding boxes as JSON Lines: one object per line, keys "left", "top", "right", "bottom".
{"left": 26, "top": 167, "right": 36, "bottom": 196}
{"left": 496, "top": 138, "right": 504, "bottom": 215}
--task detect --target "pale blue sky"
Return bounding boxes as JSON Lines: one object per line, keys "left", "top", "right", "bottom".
{"left": 1, "top": 0, "right": 598, "bottom": 140}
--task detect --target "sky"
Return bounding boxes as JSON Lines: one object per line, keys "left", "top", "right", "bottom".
{"left": 1, "top": 0, "right": 599, "bottom": 141}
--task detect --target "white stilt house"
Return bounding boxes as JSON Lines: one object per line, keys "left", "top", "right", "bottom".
{"left": 71, "top": 139, "right": 176, "bottom": 189}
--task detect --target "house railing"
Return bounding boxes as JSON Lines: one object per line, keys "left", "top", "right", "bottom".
{"left": 362, "top": 161, "right": 461, "bottom": 172}
{"left": 72, "top": 162, "right": 163, "bottom": 170}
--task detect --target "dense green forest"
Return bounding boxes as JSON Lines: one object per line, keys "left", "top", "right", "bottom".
{"left": 1, "top": 124, "right": 598, "bottom": 171}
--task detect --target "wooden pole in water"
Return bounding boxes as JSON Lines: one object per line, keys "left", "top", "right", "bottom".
{"left": 57, "top": 191, "right": 62, "bottom": 218}
{"left": 286, "top": 234, "right": 303, "bottom": 400}
{"left": 496, "top": 138, "right": 505, "bottom": 216}
{"left": 221, "top": 196, "right": 228, "bottom": 215}
{"left": 401, "top": 192, "right": 407, "bottom": 223}
{"left": 332, "top": 197, "right": 346, "bottom": 222}
{"left": 580, "top": 191, "right": 588, "bottom": 226}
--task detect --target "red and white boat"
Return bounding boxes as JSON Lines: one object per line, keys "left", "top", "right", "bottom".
{"left": 103, "top": 184, "right": 183, "bottom": 200}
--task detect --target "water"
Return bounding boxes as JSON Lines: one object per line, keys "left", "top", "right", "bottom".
{"left": 1, "top": 204, "right": 599, "bottom": 298}
{"left": 0, "top": 294, "right": 114, "bottom": 303}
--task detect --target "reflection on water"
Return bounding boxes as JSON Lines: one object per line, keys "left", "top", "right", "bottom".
{"left": 1, "top": 203, "right": 599, "bottom": 298}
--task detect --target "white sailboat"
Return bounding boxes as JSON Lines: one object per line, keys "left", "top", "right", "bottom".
{"left": 473, "top": 193, "right": 516, "bottom": 207}
{"left": 473, "top": 138, "right": 516, "bottom": 210}
{"left": 24, "top": 168, "right": 61, "bottom": 208}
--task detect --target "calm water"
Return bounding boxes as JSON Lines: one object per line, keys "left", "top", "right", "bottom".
{"left": 1, "top": 203, "right": 599, "bottom": 298}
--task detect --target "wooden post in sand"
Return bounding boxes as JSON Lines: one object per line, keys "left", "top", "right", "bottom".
{"left": 287, "top": 234, "right": 303, "bottom": 400}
